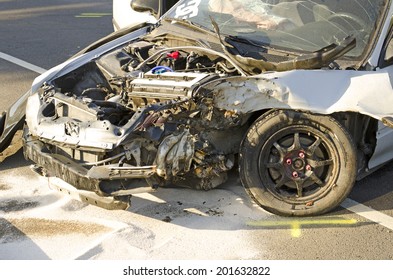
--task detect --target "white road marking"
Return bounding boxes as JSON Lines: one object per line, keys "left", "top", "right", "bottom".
{"left": 341, "top": 198, "right": 393, "bottom": 231}
{"left": 0, "top": 51, "right": 47, "bottom": 74}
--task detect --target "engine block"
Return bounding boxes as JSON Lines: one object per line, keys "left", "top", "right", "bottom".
{"left": 127, "top": 71, "right": 211, "bottom": 109}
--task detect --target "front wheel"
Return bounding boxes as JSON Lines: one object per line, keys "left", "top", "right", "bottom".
{"left": 239, "top": 110, "right": 357, "bottom": 216}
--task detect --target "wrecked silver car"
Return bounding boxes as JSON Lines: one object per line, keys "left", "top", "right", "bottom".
{"left": 1, "top": 0, "right": 393, "bottom": 216}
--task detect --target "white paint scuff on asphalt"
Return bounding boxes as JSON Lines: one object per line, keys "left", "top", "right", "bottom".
{"left": 0, "top": 52, "right": 47, "bottom": 74}
{"left": 0, "top": 163, "right": 267, "bottom": 260}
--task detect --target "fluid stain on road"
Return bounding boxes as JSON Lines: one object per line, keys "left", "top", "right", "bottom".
{"left": 0, "top": 184, "right": 10, "bottom": 191}
{"left": 0, "top": 218, "right": 111, "bottom": 243}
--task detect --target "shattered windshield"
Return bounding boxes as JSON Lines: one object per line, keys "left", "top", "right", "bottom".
{"left": 166, "top": 0, "right": 387, "bottom": 57}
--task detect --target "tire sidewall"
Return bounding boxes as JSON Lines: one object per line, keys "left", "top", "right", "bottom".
{"left": 239, "top": 110, "right": 357, "bottom": 216}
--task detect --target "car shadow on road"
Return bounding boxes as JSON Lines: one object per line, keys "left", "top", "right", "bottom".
{"left": 0, "top": 148, "right": 31, "bottom": 172}
{"left": 123, "top": 170, "right": 374, "bottom": 232}
{"left": 348, "top": 161, "right": 393, "bottom": 212}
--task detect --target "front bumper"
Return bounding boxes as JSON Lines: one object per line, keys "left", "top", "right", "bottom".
{"left": 23, "top": 136, "right": 155, "bottom": 197}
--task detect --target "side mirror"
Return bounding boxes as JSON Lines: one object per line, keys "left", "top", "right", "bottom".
{"left": 131, "top": 0, "right": 160, "bottom": 17}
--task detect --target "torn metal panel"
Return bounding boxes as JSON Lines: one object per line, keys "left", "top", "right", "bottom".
{"left": 209, "top": 76, "right": 290, "bottom": 113}
{"left": 209, "top": 69, "right": 393, "bottom": 123}
{"left": 23, "top": 135, "right": 155, "bottom": 196}
{"left": 87, "top": 165, "right": 157, "bottom": 179}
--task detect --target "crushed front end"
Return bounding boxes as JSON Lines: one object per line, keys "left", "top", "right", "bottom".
{"left": 22, "top": 32, "right": 248, "bottom": 199}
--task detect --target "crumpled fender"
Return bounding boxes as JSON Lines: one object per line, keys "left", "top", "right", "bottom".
{"left": 201, "top": 68, "right": 393, "bottom": 123}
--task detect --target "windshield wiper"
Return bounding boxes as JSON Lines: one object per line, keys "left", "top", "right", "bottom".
{"left": 227, "top": 35, "right": 271, "bottom": 50}
{"left": 210, "top": 17, "right": 356, "bottom": 74}
{"left": 226, "top": 35, "right": 302, "bottom": 58}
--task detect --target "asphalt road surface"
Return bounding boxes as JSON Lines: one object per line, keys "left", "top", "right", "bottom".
{"left": 1, "top": 0, "right": 393, "bottom": 261}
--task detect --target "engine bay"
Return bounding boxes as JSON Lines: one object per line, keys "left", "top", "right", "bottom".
{"left": 23, "top": 36, "right": 248, "bottom": 194}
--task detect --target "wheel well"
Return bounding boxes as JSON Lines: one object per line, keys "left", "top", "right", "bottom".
{"left": 331, "top": 112, "right": 378, "bottom": 157}
{"left": 248, "top": 109, "right": 271, "bottom": 126}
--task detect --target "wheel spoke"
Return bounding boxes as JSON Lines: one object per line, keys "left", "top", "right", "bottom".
{"left": 295, "top": 180, "right": 304, "bottom": 197}
{"left": 292, "top": 132, "right": 302, "bottom": 150}
{"left": 274, "top": 176, "right": 290, "bottom": 191}
{"left": 265, "top": 162, "right": 282, "bottom": 170}
{"left": 306, "top": 137, "right": 321, "bottom": 156}
{"left": 308, "top": 171, "right": 324, "bottom": 185}
{"left": 308, "top": 158, "right": 333, "bottom": 168}
{"left": 273, "top": 142, "right": 287, "bottom": 156}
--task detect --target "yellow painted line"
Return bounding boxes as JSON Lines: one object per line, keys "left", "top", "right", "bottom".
{"left": 291, "top": 221, "right": 301, "bottom": 238}
{"left": 75, "top": 15, "right": 102, "bottom": 18}
{"left": 248, "top": 218, "right": 358, "bottom": 238}
{"left": 75, "top": 13, "right": 112, "bottom": 18}
{"left": 0, "top": 3, "right": 102, "bottom": 20}
{"left": 81, "top": 13, "right": 112, "bottom": 16}
{"left": 248, "top": 219, "right": 358, "bottom": 227}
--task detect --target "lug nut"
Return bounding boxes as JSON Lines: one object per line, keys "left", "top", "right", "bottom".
{"left": 286, "top": 159, "right": 292, "bottom": 165}
{"left": 306, "top": 165, "right": 312, "bottom": 171}
{"left": 299, "top": 152, "right": 305, "bottom": 159}
{"left": 292, "top": 171, "right": 299, "bottom": 178}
